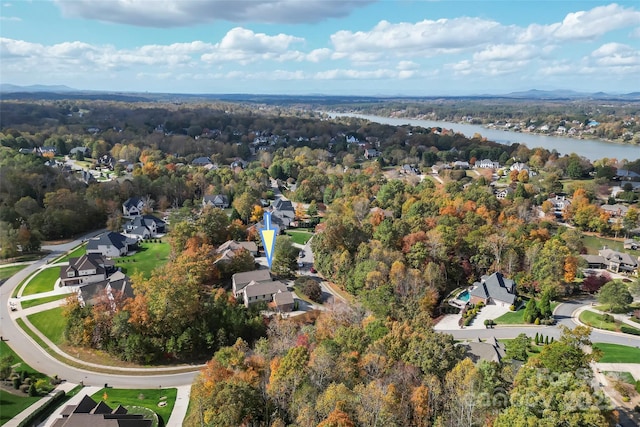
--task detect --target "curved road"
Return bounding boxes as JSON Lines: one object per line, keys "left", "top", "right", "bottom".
{"left": 1, "top": 231, "right": 197, "bottom": 388}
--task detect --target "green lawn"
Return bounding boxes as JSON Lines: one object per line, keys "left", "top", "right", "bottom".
{"left": 21, "top": 267, "right": 60, "bottom": 296}
{"left": 582, "top": 234, "right": 637, "bottom": 256}
{"left": 20, "top": 294, "right": 69, "bottom": 310}
{"left": 115, "top": 242, "right": 170, "bottom": 278}
{"left": 580, "top": 309, "right": 640, "bottom": 335}
{"left": 57, "top": 244, "right": 86, "bottom": 263}
{"left": 28, "top": 307, "right": 66, "bottom": 345}
{"left": 284, "top": 230, "right": 314, "bottom": 245}
{"left": 0, "top": 341, "right": 47, "bottom": 426}
{"left": 493, "top": 302, "right": 559, "bottom": 325}
{"left": 0, "top": 265, "right": 26, "bottom": 282}
{"left": 91, "top": 388, "right": 177, "bottom": 427}
{"left": 593, "top": 343, "right": 640, "bottom": 363}
{"left": 494, "top": 308, "right": 526, "bottom": 324}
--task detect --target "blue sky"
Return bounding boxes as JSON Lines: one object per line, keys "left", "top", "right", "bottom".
{"left": 1, "top": 1, "right": 639, "bottom": 95}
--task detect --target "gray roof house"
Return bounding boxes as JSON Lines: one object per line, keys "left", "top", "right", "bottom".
{"left": 598, "top": 248, "right": 638, "bottom": 273}
{"left": 242, "top": 280, "right": 289, "bottom": 308}
{"left": 86, "top": 232, "right": 137, "bottom": 258}
{"left": 60, "top": 253, "right": 114, "bottom": 287}
{"left": 459, "top": 337, "right": 506, "bottom": 363}
{"left": 123, "top": 215, "right": 166, "bottom": 238}
{"left": 202, "top": 194, "right": 230, "bottom": 209}
{"left": 122, "top": 197, "right": 145, "bottom": 217}
{"left": 52, "top": 395, "right": 151, "bottom": 427}
{"left": 191, "top": 156, "right": 212, "bottom": 166}
{"left": 232, "top": 269, "right": 273, "bottom": 297}
{"left": 217, "top": 240, "right": 258, "bottom": 256}
{"left": 76, "top": 271, "right": 133, "bottom": 307}
{"left": 469, "top": 272, "right": 517, "bottom": 307}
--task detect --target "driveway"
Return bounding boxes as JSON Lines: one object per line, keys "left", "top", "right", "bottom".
{"left": 434, "top": 303, "right": 510, "bottom": 330}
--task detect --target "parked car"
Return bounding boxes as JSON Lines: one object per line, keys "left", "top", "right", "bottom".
{"left": 310, "top": 266, "right": 317, "bottom": 273}
{"left": 299, "top": 251, "right": 304, "bottom": 258}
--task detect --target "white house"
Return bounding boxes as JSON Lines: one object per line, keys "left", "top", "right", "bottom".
{"left": 476, "top": 159, "right": 500, "bottom": 169}
{"left": 122, "top": 197, "right": 145, "bottom": 217}
{"left": 202, "top": 194, "right": 230, "bottom": 209}
{"left": 242, "top": 280, "right": 289, "bottom": 308}
{"left": 59, "top": 253, "right": 113, "bottom": 287}
{"left": 86, "top": 232, "right": 136, "bottom": 258}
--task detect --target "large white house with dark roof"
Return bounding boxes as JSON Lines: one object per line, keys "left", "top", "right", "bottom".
{"left": 59, "top": 253, "right": 114, "bottom": 287}
{"left": 469, "top": 272, "right": 517, "bottom": 307}
{"left": 86, "top": 232, "right": 137, "bottom": 258}
{"left": 122, "top": 197, "right": 145, "bottom": 217}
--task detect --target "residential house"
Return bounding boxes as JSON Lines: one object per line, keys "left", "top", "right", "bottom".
{"left": 232, "top": 269, "right": 273, "bottom": 297}
{"left": 495, "top": 187, "right": 514, "bottom": 200}
{"left": 230, "top": 158, "right": 248, "bottom": 169}
{"left": 469, "top": 272, "right": 517, "bottom": 307}
{"left": 476, "top": 159, "right": 500, "bottom": 169}
{"left": 98, "top": 154, "right": 116, "bottom": 170}
{"left": 242, "top": 280, "right": 289, "bottom": 308}
{"left": 545, "top": 194, "right": 571, "bottom": 218}
{"left": 270, "top": 199, "right": 295, "bottom": 230}
{"left": 453, "top": 161, "right": 470, "bottom": 169}
{"left": 69, "top": 146, "right": 91, "bottom": 157}
{"left": 122, "top": 197, "right": 145, "bottom": 217}
{"left": 123, "top": 214, "right": 166, "bottom": 239}
{"left": 624, "top": 239, "right": 639, "bottom": 250}
{"left": 273, "top": 290, "right": 295, "bottom": 313}
{"left": 458, "top": 337, "right": 506, "bottom": 363}
{"left": 76, "top": 271, "right": 133, "bottom": 307}
{"left": 202, "top": 194, "right": 230, "bottom": 209}
{"left": 364, "top": 148, "right": 380, "bottom": 159}
{"left": 59, "top": 253, "right": 114, "bottom": 287}
{"left": 616, "top": 169, "right": 640, "bottom": 180}
{"left": 598, "top": 248, "right": 638, "bottom": 274}
{"left": 601, "top": 204, "right": 629, "bottom": 217}
{"left": 509, "top": 162, "right": 530, "bottom": 173}
{"left": 51, "top": 395, "right": 151, "bottom": 427}
{"left": 191, "top": 156, "right": 212, "bottom": 167}
{"left": 217, "top": 240, "right": 258, "bottom": 256}
{"left": 86, "top": 232, "right": 136, "bottom": 258}
{"left": 580, "top": 254, "right": 606, "bottom": 269}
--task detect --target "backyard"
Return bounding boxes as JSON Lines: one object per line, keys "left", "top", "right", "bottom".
{"left": 91, "top": 387, "right": 177, "bottom": 427}
{"left": 115, "top": 241, "right": 170, "bottom": 277}
{"left": 582, "top": 234, "right": 638, "bottom": 257}
{"left": 284, "top": 229, "right": 314, "bottom": 245}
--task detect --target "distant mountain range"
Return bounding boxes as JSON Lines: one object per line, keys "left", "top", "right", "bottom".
{"left": 1, "top": 84, "right": 639, "bottom": 102}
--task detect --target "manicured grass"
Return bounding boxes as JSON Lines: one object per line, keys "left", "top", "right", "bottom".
{"left": 580, "top": 309, "right": 640, "bottom": 335}
{"left": 91, "top": 387, "right": 177, "bottom": 427}
{"left": 21, "top": 267, "right": 60, "bottom": 296}
{"left": 0, "top": 341, "right": 47, "bottom": 426}
{"left": 0, "top": 390, "right": 41, "bottom": 425}
{"left": 115, "top": 242, "right": 170, "bottom": 278}
{"left": 20, "top": 294, "right": 69, "bottom": 310}
{"left": 57, "top": 244, "right": 86, "bottom": 263}
{"left": 593, "top": 343, "right": 640, "bottom": 363}
{"left": 284, "top": 229, "right": 313, "bottom": 245}
{"left": 582, "top": 234, "right": 636, "bottom": 256}
{"left": 28, "top": 307, "right": 66, "bottom": 345}
{"left": 0, "top": 265, "right": 27, "bottom": 282}
{"left": 580, "top": 309, "right": 618, "bottom": 331}
{"left": 494, "top": 308, "right": 526, "bottom": 324}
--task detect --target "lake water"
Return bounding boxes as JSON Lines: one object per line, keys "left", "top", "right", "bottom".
{"left": 330, "top": 113, "right": 640, "bottom": 162}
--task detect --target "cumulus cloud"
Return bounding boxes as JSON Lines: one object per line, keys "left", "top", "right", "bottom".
{"left": 518, "top": 3, "right": 640, "bottom": 42}
{"left": 330, "top": 17, "right": 508, "bottom": 61}
{"left": 591, "top": 42, "right": 640, "bottom": 67}
{"left": 473, "top": 44, "right": 536, "bottom": 62}
{"left": 54, "top": 0, "right": 373, "bottom": 27}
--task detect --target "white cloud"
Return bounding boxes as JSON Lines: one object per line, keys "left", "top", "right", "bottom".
{"left": 518, "top": 3, "right": 640, "bottom": 42}
{"left": 306, "top": 48, "right": 332, "bottom": 63}
{"left": 315, "top": 68, "right": 400, "bottom": 80}
{"left": 54, "top": 0, "right": 373, "bottom": 27}
{"left": 473, "top": 44, "right": 535, "bottom": 62}
{"left": 591, "top": 42, "right": 640, "bottom": 67}
{"left": 396, "top": 60, "right": 418, "bottom": 71}
{"left": 0, "top": 16, "right": 21, "bottom": 21}
{"left": 330, "top": 17, "right": 508, "bottom": 61}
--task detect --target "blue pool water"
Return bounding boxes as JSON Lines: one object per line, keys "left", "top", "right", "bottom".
{"left": 458, "top": 290, "right": 470, "bottom": 302}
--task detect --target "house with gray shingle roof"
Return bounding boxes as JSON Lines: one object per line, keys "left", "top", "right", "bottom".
{"left": 469, "top": 272, "right": 517, "bottom": 307}
{"left": 232, "top": 269, "right": 273, "bottom": 297}
{"left": 122, "top": 197, "right": 145, "bottom": 217}
{"left": 202, "top": 194, "right": 229, "bottom": 209}
{"left": 86, "top": 232, "right": 136, "bottom": 258}
{"left": 60, "top": 253, "right": 114, "bottom": 287}
{"left": 242, "top": 280, "right": 288, "bottom": 308}
{"left": 52, "top": 394, "right": 151, "bottom": 427}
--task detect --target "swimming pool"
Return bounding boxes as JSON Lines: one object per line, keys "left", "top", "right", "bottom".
{"left": 458, "top": 290, "right": 470, "bottom": 302}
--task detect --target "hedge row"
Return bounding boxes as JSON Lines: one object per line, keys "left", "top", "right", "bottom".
{"left": 18, "top": 390, "right": 66, "bottom": 427}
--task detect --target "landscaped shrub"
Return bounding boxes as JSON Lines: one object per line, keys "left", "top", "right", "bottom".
{"left": 294, "top": 276, "right": 322, "bottom": 303}
{"left": 509, "top": 304, "right": 515, "bottom": 311}
{"left": 602, "top": 313, "right": 614, "bottom": 322}
{"left": 620, "top": 325, "right": 640, "bottom": 336}
{"left": 13, "top": 377, "right": 20, "bottom": 389}
{"left": 19, "top": 384, "right": 30, "bottom": 393}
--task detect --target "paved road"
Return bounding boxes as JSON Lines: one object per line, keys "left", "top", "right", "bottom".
{"left": 0, "top": 231, "right": 198, "bottom": 389}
